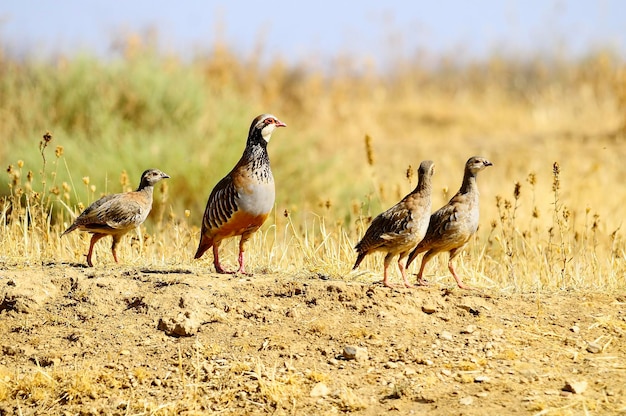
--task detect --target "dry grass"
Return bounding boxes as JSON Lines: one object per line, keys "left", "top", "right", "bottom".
{"left": 1, "top": 36, "right": 626, "bottom": 291}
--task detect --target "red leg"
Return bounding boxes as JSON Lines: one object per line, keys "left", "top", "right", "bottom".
{"left": 87, "top": 234, "right": 105, "bottom": 267}
{"left": 415, "top": 250, "right": 435, "bottom": 286}
{"left": 398, "top": 254, "right": 414, "bottom": 288}
{"left": 449, "top": 260, "right": 473, "bottom": 290}
{"left": 381, "top": 253, "right": 395, "bottom": 288}
{"left": 212, "top": 243, "right": 234, "bottom": 274}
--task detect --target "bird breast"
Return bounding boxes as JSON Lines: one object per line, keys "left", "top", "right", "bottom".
{"left": 237, "top": 181, "right": 276, "bottom": 216}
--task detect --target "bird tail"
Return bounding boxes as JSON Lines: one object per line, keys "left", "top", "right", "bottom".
{"left": 352, "top": 252, "right": 366, "bottom": 270}
{"left": 61, "top": 224, "right": 77, "bottom": 237}
{"left": 405, "top": 245, "right": 425, "bottom": 268}
{"left": 194, "top": 236, "right": 213, "bottom": 259}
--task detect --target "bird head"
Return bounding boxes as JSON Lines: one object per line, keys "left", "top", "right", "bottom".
{"left": 466, "top": 156, "right": 493, "bottom": 174}
{"left": 139, "top": 169, "right": 170, "bottom": 188}
{"left": 418, "top": 160, "right": 435, "bottom": 177}
{"left": 249, "top": 114, "right": 287, "bottom": 143}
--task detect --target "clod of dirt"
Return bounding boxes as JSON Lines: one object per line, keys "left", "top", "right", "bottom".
{"left": 1, "top": 275, "right": 58, "bottom": 313}
{"left": 157, "top": 311, "right": 201, "bottom": 337}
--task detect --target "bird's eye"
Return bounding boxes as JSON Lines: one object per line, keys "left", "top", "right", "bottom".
{"left": 267, "top": 118, "right": 275, "bottom": 124}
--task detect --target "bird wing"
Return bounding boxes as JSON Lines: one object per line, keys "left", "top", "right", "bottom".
{"left": 74, "top": 193, "right": 148, "bottom": 232}
{"left": 422, "top": 192, "right": 476, "bottom": 248}
{"left": 355, "top": 202, "right": 412, "bottom": 251}
{"left": 202, "top": 175, "right": 239, "bottom": 232}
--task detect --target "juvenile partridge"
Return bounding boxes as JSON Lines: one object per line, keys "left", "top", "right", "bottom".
{"left": 406, "top": 156, "right": 493, "bottom": 289}
{"left": 194, "top": 114, "right": 286, "bottom": 274}
{"left": 353, "top": 160, "right": 435, "bottom": 288}
{"left": 62, "top": 168, "right": 170, "bottom": 267}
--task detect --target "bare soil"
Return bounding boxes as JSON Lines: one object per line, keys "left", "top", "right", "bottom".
{"left": 1, "top": 265, "right": 625, "bottom": 415}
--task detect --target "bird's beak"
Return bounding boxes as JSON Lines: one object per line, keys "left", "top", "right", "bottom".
{"left": 485, "top": 161, "right": 493, "bottom": 167}
{"left": 162, "top": 173, "right": 170, "bottom": 179}
{"left": 275, "top": 119, "right": 287, "bottom": 128}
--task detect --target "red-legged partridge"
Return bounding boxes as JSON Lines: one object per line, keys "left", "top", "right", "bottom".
{"left": 406, "top": 156, "right": 492, "bottom": 289}
{"left": 353, "top": 160, "right": 435, "bottom": 288}
{"left": 62, "top": 168, "right": 170, "bottom": 267}
{"left": 194, "top": 114, "right": 286, "bottom": 274}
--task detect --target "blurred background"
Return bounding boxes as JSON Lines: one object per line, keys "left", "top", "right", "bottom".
{"left": 1, "top": 1, "right": 625, "bottom": 239}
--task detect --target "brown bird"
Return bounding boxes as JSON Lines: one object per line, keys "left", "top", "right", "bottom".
{"left": 194, "top": 114, "right": 286, "bottom": 274}
{"left": 62, "top": 168, "right": 170, "bottom": 267}
{"left": 353, "top": 160, "right": 435, "bottom": 288}
{"left": 406, "top": 156, "right": 493, "bottom": 289}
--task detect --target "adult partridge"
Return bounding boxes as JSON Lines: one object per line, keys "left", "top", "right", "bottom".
{"left": 62, "top": 168, "right": 170, "bottom": 267}
{"left": 406, "top": 156, "right": 493, "bottom": 289}
{"left": 194, "top": 114, "right": 286, "bottom": 274}
{"left": 353, "top": 160, "right": 435, "bottom": 288}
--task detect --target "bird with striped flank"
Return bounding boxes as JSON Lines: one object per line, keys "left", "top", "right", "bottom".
{"left": 406, "top": 156, "right": 492, "bottom": 289}
{"left": 353, "top": 160, "right": 435, "bottom": 288}
{"left": 62, "top": 168, "right": 170, "bottom": 267}
{"left": 194, "top": 114, "right": 286, "bottom": 275}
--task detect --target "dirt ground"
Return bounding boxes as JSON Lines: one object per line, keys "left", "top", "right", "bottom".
{"left": 1, "top": 264, "right": 625, "bottom": 415}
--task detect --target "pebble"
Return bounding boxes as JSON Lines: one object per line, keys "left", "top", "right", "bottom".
{"left": 490, "top": 328, "right": 504, "bottom": 337}
{"left": 459, "top": 396, "right": 474, "bottom": 405}
{"left": 474, "top": 375, "right": 490, "bottom": 383}
{"left": 439, "top": 331, "right": 453, "bottom": 341}
{"left": 310, "top": 382, "right": 330, "bottom": 397}
{"left": 586, "top": 342, "right": 602, "bottom": 354}
{"left": 570, "top": 325, "right": 580, "bottom": 333}
{"left": 563, "top": 380, "right": 588, "bottom": 394}
{"left": 461, "top": 325, "right": 477, "bottom": 334}
{"left": 120, "top": 350, "right": 131, "bottom": 356}
{"left": 342, "top": 345, "right": 368, "bottom": 362}
{"left": 421, "top": 304, "right": 437, "bottom": 314}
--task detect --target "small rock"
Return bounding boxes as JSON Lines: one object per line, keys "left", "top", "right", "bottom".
{"left": 563, "top": 380, "right": 588, "bottom": 394}
{"left": 385, "top": 361, "right": 399, "bottom": 369}
{"left": 404, "top": 368, "right": 416, "bottom": 376}
{"left": 490, "top": 328, "right": 504, "bottom": 337}
{"left": 474, "top": 375, "right": 490, "bottom": 383}
{"left": 342, "top": 345, "right": 368, "bottom": 361}
{"left": 459, "top": 396, "right": 474, "bottom": 405}
{"left": 310, "top": 382, "right": 330, "bottom": 397}
{"left": 421, "top": 304, "right": 437, "bottom": 314}
{"left": 439, "top": 331, "right": 453, "bottom": 341}
{"left": 476, "top": 392, "right": 488, "bottom": 398}
{"left": 461, "top": 325, "right": 477, "bottom": 334}
{"left": 570, "top": 325, "right": 580, "bottom": 333}
{"left": 120, "top": 350, "right": 131, "bottom": 356}
{"left": 586, "top": 342, "right": 602, "bottom": 354}
{"left": 441, "top": 369, "right": 452, "bottom": 377}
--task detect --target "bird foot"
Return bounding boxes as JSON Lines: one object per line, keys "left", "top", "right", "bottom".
{"left": 214, "top": 266, "right": 236, "bottom": 275}
{"left": 456, "top": 283, "right": 475, "bottom": 290}
{"left": 416, "top": 278, "right": 430, "bottom": 286}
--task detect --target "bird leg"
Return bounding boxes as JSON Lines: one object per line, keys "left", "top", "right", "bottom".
{"left": 414, "top": 251, "right": 435, "bottom": 286}
{"left": 212, "top": 243, "right": 234, "bottom": 274}
{"left": 236, "top": 235, "right": 253, "bottom": 276}
{"left": 448, "top": 260, "right": 473, "bottom": 290}
{"left": 381, "top": 253, "right": 395, "bottom": 288}
{"left": 111, "top": 236, "right": 121, "bottom": 264}
{"left": 397, "top": 254, "right": 414, "bottom": 288}
{"left": 86, "top": 233, "right": 105, "bottom": 267}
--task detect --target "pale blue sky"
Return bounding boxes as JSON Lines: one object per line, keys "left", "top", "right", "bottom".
{"left": 1, "top": 1, "right": 624, "bottom": 63}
